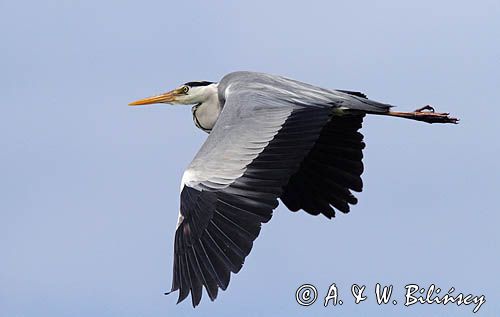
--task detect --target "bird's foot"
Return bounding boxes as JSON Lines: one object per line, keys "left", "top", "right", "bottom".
{"left": 414, "top": 105, "right": 435, "bottom": 113}
{"left": 409, "top": 105, "right": 459, "bottom": 124}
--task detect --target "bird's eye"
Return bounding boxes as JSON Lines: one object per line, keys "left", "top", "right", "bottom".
{"left": 182, "top": 86, "right": 189, "bottom": 94}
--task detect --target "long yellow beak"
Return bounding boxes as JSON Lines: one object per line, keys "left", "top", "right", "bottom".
{"left": 129, "top": 90, "right": 178, "bottom": 106}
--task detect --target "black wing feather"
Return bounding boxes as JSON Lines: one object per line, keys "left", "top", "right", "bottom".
{"left": 280, "top": 113, "right": 365, "bottom": 218}
{"left": 170, "top": 107, "right": 332, "bottom": 306}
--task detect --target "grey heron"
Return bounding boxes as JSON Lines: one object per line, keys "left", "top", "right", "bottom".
{"left": 129, "top": 71, "right": 457, "bottom": 307}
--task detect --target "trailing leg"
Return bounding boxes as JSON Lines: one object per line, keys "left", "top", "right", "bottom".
{"left": 370, "top": 105, "right": 459, "bottom": 124}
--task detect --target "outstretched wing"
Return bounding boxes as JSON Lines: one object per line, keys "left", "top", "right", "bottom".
{"left": 168, "top": 72, "right": 391, "bottom": 306}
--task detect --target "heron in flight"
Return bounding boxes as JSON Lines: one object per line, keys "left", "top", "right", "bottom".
{"left": 129, "top": 71, "right": 457, "bottom": 307}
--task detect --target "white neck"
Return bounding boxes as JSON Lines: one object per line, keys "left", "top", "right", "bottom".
{"left": 190, "top": 84, "right": 221, "bottom": 133}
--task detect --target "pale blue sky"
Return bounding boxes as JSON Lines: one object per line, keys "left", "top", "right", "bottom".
{"left": 1, "top": 1, "right": 499, "bottom": 316}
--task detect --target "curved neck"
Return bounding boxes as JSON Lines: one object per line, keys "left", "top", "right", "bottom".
{"left": 192, "top": 93, "right": 221, "bottom": 133}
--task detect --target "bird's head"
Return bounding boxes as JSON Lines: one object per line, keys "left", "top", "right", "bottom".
{"left": 129, "top": 81, "right": 216, "bottom": 106}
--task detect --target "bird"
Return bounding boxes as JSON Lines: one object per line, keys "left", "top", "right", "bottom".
{"left": 129, "top": 71, "right": 458, "bottom": 307}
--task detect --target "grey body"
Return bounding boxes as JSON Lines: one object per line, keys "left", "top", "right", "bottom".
{"left": 192, "top": 71, "right": 389, "bottom": 134}
{"left": 183, "top": 71, "right": 390, "bottom": 191}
